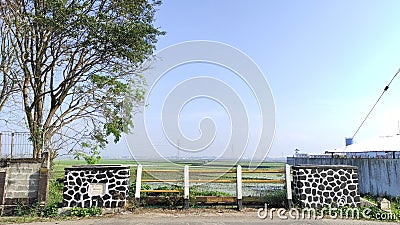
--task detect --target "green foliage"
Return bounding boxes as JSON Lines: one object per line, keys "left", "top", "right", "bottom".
{"left": 0, "top": 0, "right": 165, "bottom": 159}
{"left": 362, "top": 206, "right": 388, "bottom": 220}
{"left": 188, "top": 188, "right": 233, "bottom": 208}
{"left": 151, "top": 185, "right": 183, "bottom": 208}
{"left": 12, "top": 202, "right": 59, "bottom": 218}
{"left": 12, "top": 179, "right": 61, "bottom": 218}
{"left": 39, "top": 203, "right": 59, "bottom": 218}
{"left": 190, "top": 188, "right": 232, "bottom": 197}
{"left": 291, "top": 190, "right": 302, "bottom": 207}
{"left": 74, "top": 143, "right": 102, "bottom": 164}
{"left": 264, "top": 189, "right": 287, "bottom": 208}
{"left": 150, "top": 185, "right": 182, "bottom": 196}
{"left": 69, "top": 206, "right": 102, "bottom": 217}
{"left": 361, "top": 193, "right": 378, "bottom": 204}
{"left": 128, "top": 182, "right": 151, "bottom": 198}
{"left": 13, "top": 202, "right": 35, "bottom": 217}
{"left": 391, "top": 196, "right": 400, "bottom": 211}
{"left": 8, "top": 181, "right": 102, "bottom": 218}
{"left": 11, "top": 180, "right": 62, "bottom": 218}
{"left": 48, "top": 179, "right": 63, "bottom": 206}
{"left": 127, "top": 183, "right": 184, "bottom": 209}
{"left": 361, "top": 193, "right": 400, "bottom": 219}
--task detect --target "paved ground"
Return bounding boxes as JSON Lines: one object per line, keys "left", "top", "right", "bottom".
{"left": 8, "top": 208, "right": 400, "bottom": 225}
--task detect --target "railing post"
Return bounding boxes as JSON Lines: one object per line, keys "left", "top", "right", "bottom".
{"left": 135, "top": 164, "right": 143, "bottom": 206}
{"left": 285, "top": 164, "right": 293, "bottom": 208}
{"left": 183, "top": 165, "right": 189, "bottom": 210}
{"left": 236, "top": 165, "right": 243, "bottom": 211}
{"left": 10, "top": 132, "right": 14, "bottom": 158}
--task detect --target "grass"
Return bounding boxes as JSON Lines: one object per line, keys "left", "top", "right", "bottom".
{"left": 362, "top": 193, "right": 400, "bottom": 216}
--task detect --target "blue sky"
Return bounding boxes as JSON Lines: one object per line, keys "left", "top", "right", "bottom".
{"left": 106, "top": 0, "right": 400, "bottom": 159}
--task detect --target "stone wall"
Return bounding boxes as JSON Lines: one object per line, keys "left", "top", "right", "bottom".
{"left": 0, "top": 158, "right": 49, "bottom": 214}
{"left": 287, "top": 157, "right": 400, "bottom": 196}
{"left": 63, "top": 165, "right": 130, "bottom": 208}
{"left": 292, "top": 165, "right": 360, "bottom": 208}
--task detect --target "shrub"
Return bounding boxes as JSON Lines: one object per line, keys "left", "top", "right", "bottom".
{"left": 13, "top": 202, "right": 35, "bottom": 217}
{"left": 48, "top": 179, "right": 63, "bottom": 206}
{"left": 128, "top": 182, "right": 151, "bottom": 198}
{"left": 13, "top": 202, "right": 59, "bottom": 218}
{"left": 264, "top": 189, "right": 287, "bottom": 208}
{"left": 39, "top": 203, "right": 59, "bottom": 218}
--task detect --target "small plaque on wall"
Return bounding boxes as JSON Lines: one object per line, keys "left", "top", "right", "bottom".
{"left": 89, "top": 183, "right": 106, "bottom": 196}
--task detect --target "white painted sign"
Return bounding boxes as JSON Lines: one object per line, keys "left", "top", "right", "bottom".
{"left": 89, "top": 183, "right": 106, "bottom": 196}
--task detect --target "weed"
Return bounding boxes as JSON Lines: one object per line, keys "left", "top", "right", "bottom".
{"left": 48, "top": 179, "right": 63, "bottom": 206}
{"left": 39, "top": 203, "right": 59, "bottom": 218}
{"left": 264, "top": 189, "right": 287, "bottom": 208}
{"left": 190, "top": 188, "right": 232, "bottom": 197}
{"left": 69, "top": 206, "right": 102, "bottom": 217}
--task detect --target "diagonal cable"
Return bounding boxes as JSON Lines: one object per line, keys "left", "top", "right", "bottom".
{"left": 351, "top": 68, "right": 400, "bottom": 139}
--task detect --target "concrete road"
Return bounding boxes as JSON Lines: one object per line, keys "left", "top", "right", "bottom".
{"left": 13, "top": 209, "right": 400, "bottom": 225}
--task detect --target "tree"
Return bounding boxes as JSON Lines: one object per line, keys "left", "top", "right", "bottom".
{"left": 0, "top": 0, "right": 164, "bottom": 159}
{"left": 0, "top": 17, "right": 17, "bottom": 112}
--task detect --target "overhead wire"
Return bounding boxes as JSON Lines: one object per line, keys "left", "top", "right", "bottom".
{"left": 351, "top": 68, "right": 400, "bottom": 140}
